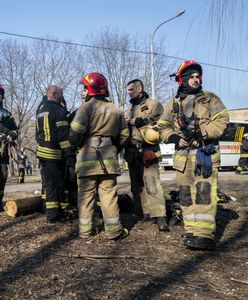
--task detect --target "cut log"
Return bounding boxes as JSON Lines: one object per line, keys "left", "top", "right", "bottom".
{"left": 4, "top": 196, "right": 43, "bottom": 218}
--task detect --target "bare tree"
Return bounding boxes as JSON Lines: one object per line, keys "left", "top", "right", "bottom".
{"left": 31, "top": 37, "right": 88, "bottom": 111}
{"left": 0, "top": 40, "right": 38, "bottom": 140}
{"left": 86, "top": 28, "right": 172, "bottom": 109}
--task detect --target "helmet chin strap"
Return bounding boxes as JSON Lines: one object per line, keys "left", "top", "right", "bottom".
{"left": 85, "top": 94, "right": 91, "bottom": 102}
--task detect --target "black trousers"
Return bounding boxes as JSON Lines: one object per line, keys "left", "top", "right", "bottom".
{"left": 39, "top": 159, "right": 66, "bottom": 221}
{"left": 0, "top": 164, "right": 8, "bottom": 208}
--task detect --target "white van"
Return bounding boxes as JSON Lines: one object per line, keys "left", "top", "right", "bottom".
{"left": 159, "top": 120, "right": 248, "bottom": 169}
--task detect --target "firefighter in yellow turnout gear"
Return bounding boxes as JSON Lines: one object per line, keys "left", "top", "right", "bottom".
{"left": 159, "top": 61, "right": 229, "bottom": 250}
{"left": 69, "top": 72, "right": 129, "bottom": 240}
{"left": 125, "top": 79, "right": 169, "bottom": 231}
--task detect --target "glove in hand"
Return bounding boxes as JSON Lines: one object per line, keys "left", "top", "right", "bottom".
{"left": 135, "top": 117, "right": 148, "bottom": 128}
{"left": 143, "top": 150, "right": 157, "bottom": 167}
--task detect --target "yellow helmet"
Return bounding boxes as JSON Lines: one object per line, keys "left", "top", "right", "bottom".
{"left": 139, "top": 124, "right": 160, "bottom": 145}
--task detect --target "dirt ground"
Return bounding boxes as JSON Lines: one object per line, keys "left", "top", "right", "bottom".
{"left": 0, "top": 171, "right": 247, "bottom": 300}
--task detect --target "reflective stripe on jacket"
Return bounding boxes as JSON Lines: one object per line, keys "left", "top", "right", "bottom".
{"left": 69, "top": 97, "right": 128, "bottom": 176}
{"left": 36, "top": 100, "right": 72, "bottom": 161}
{"left": 159, "top": 90, "right": 229, "bottom": 171}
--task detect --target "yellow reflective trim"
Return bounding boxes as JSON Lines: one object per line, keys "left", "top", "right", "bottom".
{"left": 76, "top": 159, "right": 119, "bottom": 169}
{"left": 158, "top": 119, "right": 171, "bottom": 126}
{"left": 71, "top": 121, "right": 86, "bottom": 133}
{"left": 174, "top": 155, "right": 187, "bottom": 162}
{"left": 240, "top": 154, "right": 248, "bottom": 158}
{"left": 184, "top": 220, "right": 216, "bottom": 231}
{"left": 234, "top": 127, "right": 239, "bottom": 143}
{"left": 210, "top": 109, "right": 228, "bottom": 121}
{"left": 36, "top": 119, "right": 39, "bottom": 131}
{"left": 46, "top": 201, "right": 60, "bottom": 209}
{"left": 239, "top": 127, "right": 244, "bottom": 143}
{"left": 37, "top": 149, "right": 62, "bottom": 160}
{"left": 37, "top": 153, "right": 61, "bottom": 159}
{"left": 56, "top": 121, "right": 69, "bottom": 127}
{"left": 79, "top": 224, "right": 92, "bottom": 234}
{"left": 211, "top": 151, "right": 220, "bottom": 160}
{"left": 234, "top": 126, "right": 244, "bottom": 143}
{"left": 120, "top": 128, "right": 129, "bottom": 135}
{"left": 59, "top": 140, "right": 71, "bottom": 149}
{"left": 37, "top": 146, "right": 61, "bottom": 154}
{"left": 105, "top": 224, "right": 122, "bottom": 234}
{"left": 44, "top": 115, "right": 51, "bottom": 141}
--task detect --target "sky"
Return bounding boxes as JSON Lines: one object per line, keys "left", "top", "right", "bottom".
{"left": 0, "top": 0, "right": 247, "bottom": 110}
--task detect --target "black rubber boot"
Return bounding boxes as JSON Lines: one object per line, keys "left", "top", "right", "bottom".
{"left": 181, "top": 232, "right": 193, "bottom": 240}
{"left": 0, "top": 202, "right": 4, "bottom": 212}
{"left": 142, "top": 214, "right": 150, "bottom": 221}
{"left": 156, "top": 217, "right": 170, "bottom": 231}
{"left": 184, "top": 236, "right": 215, "bottom": 250}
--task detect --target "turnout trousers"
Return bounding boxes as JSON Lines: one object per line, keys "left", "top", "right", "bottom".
{"left": 128, "top": 160, "right": 166, "bottom": 218}
{"left": 77, "top": 174, "right": 122, "bottom": 239}
{"left": 39, "top": 159, "right": 69, "bottom": 222}
{"left": 176, "top": 153, "right": 218, "bottom": 240}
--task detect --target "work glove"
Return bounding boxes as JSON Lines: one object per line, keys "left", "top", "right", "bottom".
{"left": 135, "top": 117, "right": 149, "bottom": 128}
{"left": 194, "top": 144, "right": 216, "bottom": 178}
{"left": 143, "top": 150, "right": 157, "bottom": 167}
{"left": 7, "top": 131, "right": 17, "bottom": 140}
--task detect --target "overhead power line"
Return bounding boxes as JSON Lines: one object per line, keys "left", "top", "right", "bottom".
{"left": 0, "top": 30, "right": 248, "bottom": 73}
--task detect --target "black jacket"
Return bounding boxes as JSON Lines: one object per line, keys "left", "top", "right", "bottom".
{"left": 36, "top": 100, "right": 73, "bottom": 161}
{"left": 0, "top": 105, "right": 18, "bottom": 164}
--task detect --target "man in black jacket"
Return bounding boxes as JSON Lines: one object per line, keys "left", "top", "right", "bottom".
{"left": 0, "top": 83, "right": 18, "bottom": 211}
{"left": 36, "top": 85, "right": 75, "bottom": 223}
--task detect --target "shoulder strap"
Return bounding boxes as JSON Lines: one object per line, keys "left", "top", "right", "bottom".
{"left": 195, "top": 91, "right": 209, "bottom": 104}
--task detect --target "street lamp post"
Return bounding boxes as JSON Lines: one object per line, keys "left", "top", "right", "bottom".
{"left": 150, "top": 10, "right": 185, "bottom": 99}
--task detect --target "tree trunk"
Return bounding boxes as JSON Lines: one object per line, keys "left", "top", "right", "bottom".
{"left": 4, "top": 196, "right": 43, "bottom": 218}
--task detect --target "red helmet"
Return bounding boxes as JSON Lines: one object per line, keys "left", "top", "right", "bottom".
{"left": 80, "top": 72, "right": 108, "bottom": 96}
{"left": 175, "top": 60, "right": 202, "bottom": 86}
{"left": 0, "top": 83, "right": 4, "bottom": 97}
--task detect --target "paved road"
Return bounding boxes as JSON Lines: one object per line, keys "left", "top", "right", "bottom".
{"left": 5, "top": 170, "right": 244, "bottom": 194}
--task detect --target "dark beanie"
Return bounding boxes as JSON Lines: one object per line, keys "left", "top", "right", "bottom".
{"left": 176, "top": 68, "right": 202, "bottom": 98}
{"left": 181, "top": 69, "right": 200, "bottom": 86}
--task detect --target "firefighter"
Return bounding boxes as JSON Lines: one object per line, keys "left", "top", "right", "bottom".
{"left": 64, "top": 86, "right": 89, "bottom": 209}
{"left": 69, "top": 72, "right": 129, "bottom": 240}
{"left": 36, "top": 85, "right": 75, "bottom": 223}
{"left": 17, "top": 147, "right": 27, "bottom": 183}
{"left": 0, "top": 83, "right": 18, "bottom": 211}
{"left": 124, "top": 79, "right": 169, "bottom": 231}
{"left": 236, "top": 133, "right": 248, "bottom": 173}
{"left": 159, "top": 60, "right": 229, "bottom": 250}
